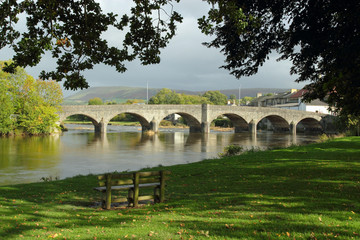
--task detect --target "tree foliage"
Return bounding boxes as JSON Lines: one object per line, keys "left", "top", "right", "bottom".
{"left": 199, "top": 0, "right": 360, "bottom": 116}
{"left": 180, "top": 93, "right": 208, "bottom": 105}
{"left": 125, "top": 99, "right": 145, "bottom": 105}
{"left": 0, "top": 0, "right": 182, "bottom": 90}
{"left": 148, "top": 88, "right": 228, "bottom": 105}
{"left": 337, "top": 115, "right": 360, "bottom": 136}
{"left": 0, "top": 60, "right": 63, "bottom": 135}
{"left": 2, "top": 0, "right": 358, "bottom": 116}
{"left": 148, "top": 88, "right": 182, "bottom": 104}
{"left": 202, "top": 90, "right": 227, "bottom": 105}
{"left": 0, "top": 80, "right": 14, "bottom": 134}
{"left": 88, "top": 97, "right": 103, "bottom": 105}
{"left": 240, "top": 96, "right": 255, "bottom": 105}
{"left": 111, "top": 113, "right": 137, "bottom": 122}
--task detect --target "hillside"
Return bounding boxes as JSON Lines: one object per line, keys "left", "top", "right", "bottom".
{"left": 63, "top": 86, "right": 289, "bottom": 105}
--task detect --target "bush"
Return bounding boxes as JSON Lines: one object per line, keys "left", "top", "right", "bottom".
{"left": 111, "top": 113, "right": 137, "bottom": 122}
{"left": 160, "top": 120, "right": 174, "bottom": 126}
{"left": 212, "top": 118, "right": 233, "bottom": 127}
{"left": 218, "top": 144, "right": 243, "bottom": 157}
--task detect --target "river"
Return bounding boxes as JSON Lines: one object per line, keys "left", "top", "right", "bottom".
{"left": 0, "top": 124, "right": 320, "bottom": 186}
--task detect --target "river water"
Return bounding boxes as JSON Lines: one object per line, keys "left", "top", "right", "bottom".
{"left": 0, "top": 124, "right": 320, "bottom": 186}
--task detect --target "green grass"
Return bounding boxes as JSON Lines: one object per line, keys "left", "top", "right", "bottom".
{"left": 1, "top": 137, "right": 360, "bottom": 239}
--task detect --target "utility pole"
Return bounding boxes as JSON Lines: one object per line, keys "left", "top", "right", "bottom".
{"left": 146, "top": 81, "right": 149, "bottom": 104}
{"left": 238, "top": 84, "right": 241, "bottom": 106}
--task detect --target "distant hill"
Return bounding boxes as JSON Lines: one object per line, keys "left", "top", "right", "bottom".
{"left": 63, "top": 86, "right": 290, "bottom": 105}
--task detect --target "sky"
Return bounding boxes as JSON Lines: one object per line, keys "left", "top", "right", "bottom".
{"left": 0, "top": 0, "right": 308, "bottom": 97}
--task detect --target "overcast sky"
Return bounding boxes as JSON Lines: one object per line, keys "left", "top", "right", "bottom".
{"left": 0, "top": 0, "right": 307, "bottom": 97}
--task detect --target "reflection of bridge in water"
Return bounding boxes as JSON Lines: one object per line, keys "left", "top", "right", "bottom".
{"left": 59, "top": 104, "right": 335, "bottom": 134}
{"left": 71, "top": 131, "right": 305, "bottom": 156}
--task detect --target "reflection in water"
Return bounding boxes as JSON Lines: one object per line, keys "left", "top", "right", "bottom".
{"left": 0, "top": 135, "right": 61, "bottom": 185}
{"left": 0, "top": 125, "right": 319, "bottom": 186}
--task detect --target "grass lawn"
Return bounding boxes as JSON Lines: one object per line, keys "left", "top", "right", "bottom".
{"left": 0, "top": 137, "right": 359, "bottom": 239}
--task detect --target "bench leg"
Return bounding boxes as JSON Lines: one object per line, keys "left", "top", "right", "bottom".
{"left": 99, "top": 192, "right": 106, "bottom": 209}
{"left": 154, "top": 186, "right": 160, "bottom": 203}
{"left": 159, "top": 184, "right": 165, "bottom": 203}
{"left": 128, "top": 188, "right": 134, "bottom": 207}
{"left": 105, "top": 174, "right": 112, "bottom": 209}
{"left": 133, "top": 173, "right": 140, "bottom": 207}
{"left": 105, "top": 191, "right": 112, "bottom": 210}
{"left": 160, "top": 170, "right": 166, "bottom": 203}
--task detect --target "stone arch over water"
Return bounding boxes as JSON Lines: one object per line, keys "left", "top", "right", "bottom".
{"left": 297, "top": 117, "right": 323, "bottom": 133}
{"left": 209, "top": 113, "right": 249, "bottom": 133}
{"left": 158, "top": 112, "right": 202, "bottom": 133}
{"left": 108, "top": 112, "right": 152, "bottom": 132}
{"left": 257, "top": 115, "right": 290, "bottom": 132}
{"left": 60, "top": 113, "right": 101, "bottom": 131}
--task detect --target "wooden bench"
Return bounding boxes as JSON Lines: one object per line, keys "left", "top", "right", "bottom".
{"left": 94, "top": 170, "right": 170, "bottom": 209}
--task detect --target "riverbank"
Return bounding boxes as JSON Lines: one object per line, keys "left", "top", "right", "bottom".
{"left": 1, "top": 137, "right": 359, "bottom": 239}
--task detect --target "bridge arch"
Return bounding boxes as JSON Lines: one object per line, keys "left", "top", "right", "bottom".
{"left": 60, "top": 113, "right": 102, "bottom": 132}
{"left": 296, "top": 117, "right": 323, "bottom": 133}
{"left": 108, "top": 112, "right": 152, "bottom": 132}
{"left": 59, "top": 112, "right": 100, "bottom": 123}
{"left": 257, "top": 115, "right": 290, "bottom": 132}
{"left": 209, "top": 113, "right": 249, "bottom": 133}
{"left": 158, "top": 112, "right": 202, "bottom": 133}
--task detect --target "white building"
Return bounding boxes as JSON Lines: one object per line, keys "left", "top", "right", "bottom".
{"left": 252, "top": 89, "right": 334, "bottom": 115}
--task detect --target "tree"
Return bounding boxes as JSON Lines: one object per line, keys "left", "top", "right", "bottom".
{"left": 0, "top": 0, "right": 182, "bottom": 90}
{"left": 0, "top": 80, "right": 14, "bottom": 134}
{"left": 181, "top": 94, "right": 208, "bottom": 105}
{"left": 0, "top": 60, "right": 63, "bottom": 135}
{"left": 229, "top": 94, "right": 236, "bottom": 101}
{"left": 148, "top": 88, "right": 182, "bottom": 104}
{"left": 202, "top": 91, "right": 227, "bottom": 105}
{"left": 148, "top": 88, "right": 211, "bottom": 104}
{"left": 111, "top": 113, "right": 137, "bottom": 122}
{"left": 240, "top": 96, "right": 254, "bottom": 105}
{"left": 125, "top": 99, "right": 145, "bottom": 105}
{"left": 337, "top": 115, "right": 360, "bottom": 136}
{"left": 88, "top": 97, "right": 103, "bottom": 105}
{"left": 229, "top": 94, "right": 238, "bottom": 105}
{"left": 15, "top": 77, "right": 63, "bottom": 134}
{"left": 198, "top": 0, "right": 360, "bottom": 116}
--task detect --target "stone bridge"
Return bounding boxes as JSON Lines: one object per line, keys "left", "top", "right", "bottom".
{"left": 58, "top": 104, "right": 334, "bottom": 134}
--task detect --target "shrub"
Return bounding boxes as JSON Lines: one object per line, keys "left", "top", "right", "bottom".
{"left": 160, "top": 120, "right": 173, "bottom": 126}
{"left": 218, "top": 144, "right": 243, "bottom": 157}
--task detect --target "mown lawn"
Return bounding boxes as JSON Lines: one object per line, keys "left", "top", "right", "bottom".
{"left": 1, "top": 137, "right": 359, "bottom": 239}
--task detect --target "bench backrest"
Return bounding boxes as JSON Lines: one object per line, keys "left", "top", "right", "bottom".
{"left": 97, "top": 170, "right": 171, "bottom": 187}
